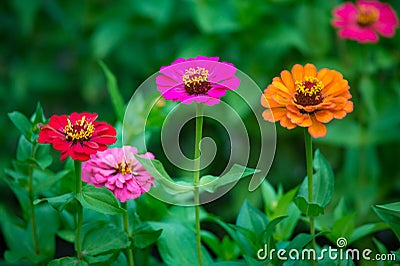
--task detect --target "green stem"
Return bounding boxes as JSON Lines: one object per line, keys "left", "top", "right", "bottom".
{"left": 74, "top": 160, "right": 83, "bottom": 259}
{"left": 122, "top": 202, "right": 134, "bottom": 266}
{"left": 194, "top": 103, "right": 203, "bottom": 266}
{"left": 304, "top": 129, "right": 316, "bottom": 265}
{"left": 28, "top": 147, "right": 39, "bottom": 254}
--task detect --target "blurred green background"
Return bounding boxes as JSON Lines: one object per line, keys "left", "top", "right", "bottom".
{"left": 1, "top": 0, "right": 400, "bottom": 257}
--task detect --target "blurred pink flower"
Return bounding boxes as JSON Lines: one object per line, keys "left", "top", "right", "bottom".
{"left": 82, "top": 146, "right": 155, "bottom": 202}
{"left": 156, "top": 56, "right": 240, "bottom": 106}
{"left": 332, "top": 0, "right": 398, "bottom": 43}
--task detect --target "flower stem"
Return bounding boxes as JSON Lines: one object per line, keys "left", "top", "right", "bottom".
{"left": 74, "top": 160, "right": 83, "bottom": 259}
{"left": 304, "top": 129, "right": 316, "bottom": 265}
{"left": 122, "top": 202, "right": 134, "bottom": 266}
{"left": 194, "top": 103, "right": 203, "bottom": 266}
{"left": 28, "top": 147, "right": 39, "bottom": 254}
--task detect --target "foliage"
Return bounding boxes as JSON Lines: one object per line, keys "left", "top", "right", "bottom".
{"left": 1, "top": 0, "right": 400, "bottom": 265}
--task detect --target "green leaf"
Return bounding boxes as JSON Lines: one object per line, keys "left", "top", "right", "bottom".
{"left": 31, "top": 102, "right": 46, "bottom": 126}
{"left": 295, "top": 149, "right": 334, "bottom": 217}
{"left": 8, "top": 111, "right": 33, "bottom": 141}
{"left": 98, "top": 60, "right": 125, "bottom": 122}
{"left": 34, "top": 144, "right": 53, "bottom": 169}
{"left": 261, "top": 180, "right": 278, "bottom": 215}
{"left": 34, "top": 192, "right": 75, "bottom": 212}
{"left": 48, "top": 257, "right": 89, "bottom": 266}
{"left": 373, "top": 202, "right": 400, "bottom": 239}
{"left": 135, "top": 156, "right": 194, "bottom": 196}
{"left": 34, "top": 169, "right": 71, "bottom": 196}
{"left": 237, "top": 199, "right": 269, "bottom": 235}
{"left": 2, "top": 205, "right": 59, "bottom": 264}
{"left": 260, "top": 216, "right": 287, "bottom": 245}
{"left": 77, "top": 185, "right": 125, "bottom": 215}
{"left": 200, "top": 164, "right": 260, "bottom": 193}
{"left": 236, "top": 200, "right": 269, "bottom": 255}
{"left": 349, "top": 223, "right": 389, "bottom": 244}
{"left": 131, "top": 223, "right": 162, "bottom": 249}
{"left": 82, "top": 223, "right": 129, "bottom": 256}
{"left": 16, "top": 135, "right": 33, "bottom": 161}
{"left": 329, "top": 214, "right": 355, "bottom": 242}
{"left": 148, "top": 222, "right": 213, "bottom": 265}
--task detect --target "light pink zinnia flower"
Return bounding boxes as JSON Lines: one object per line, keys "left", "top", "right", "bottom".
{"left": 156, "top": 56, "right": 240, "bottom": 106}
{"left": 82, "top": 146, "right": 155, "bottom": 202}
{"left": 332, "top": 0, "right": 398, "bottom": 43}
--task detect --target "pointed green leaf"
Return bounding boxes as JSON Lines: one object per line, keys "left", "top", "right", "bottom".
{"left": 48, "top": 257, "right": 88, "bottom": 266}
{"left": 236, "top": 200, "right": 269, "bottom": 255}
{"left": 77, "top": 185, "right": 125, "bottom": 215}
{"left": 373, "top": 202, "right": 400, "bottom": 239}
{"left": 98, "top": 60, "right": 125, "bottom": 122}
{"left": 200, "top": 164, "right": 260, "bottom": 193}
{"left": 132, "top": 223, "right": 162, "bottom": 249}
{"left": 349, "top": 223, "right": 389, "bottom": 244}
{"left": 31, "top": 102, "right": 46, "bottom": 126}
{"left": 148, "top": 222, "right": 213, "bottom": 265}
{"left": 8, "top": 111, "right": 33, "bottom": 141}
{"left": 34, "top": 192, "right": 75, "bottom": 212}
{"left": 295, "top": 149, "right": 334, "bottom": 217}
{"left": 135, "top": 156, "right": 194, "bottom": 196}
{"left": 82, "top": 223, "right": 129, "bottom": 256}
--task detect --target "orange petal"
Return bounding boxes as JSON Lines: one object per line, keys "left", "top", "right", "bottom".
{"left": 287, "top": 111, "right": 305, "bottom": 124}
{"left": 291, "top": 64, "right": 304, "bottom": 82}
{"left": 262, "top": 108, "right": 287, "bottom": 122}
{"left": 320, "top": 69, "right": 336, "bottom": 87}
{"left": 308, "top": 117, "right": 327, "bottom": 138}
{"left": 261, "top": 94, "right": 269, "bottom": 108}
{"left": 304, "top": 64, "right": 317, "bottom": 77}
{"left": 280, "top": 70, "right": 295, "bottom": 93}
{"left": 280, "top": 115, "right": 297, "bottom": 129}
{"left": 272, "top": 80, "right": 293, "bottom": 95}
{"left": 314, "top": 110, "right": 334, "bottom": 123}
{"left": 299, "top": 114, "right": 312, "bottom": 127}
{"left": 344, "top": 101, "right": 353, "bottom": 113}
{"left": 324, "top": 79, "right": 349, "bottom": 97}
{"left": 332, "top": 110, "right": 347, "bottom": 119}
{"left": 317, "top": 68, "right": 329, "bottom": 80}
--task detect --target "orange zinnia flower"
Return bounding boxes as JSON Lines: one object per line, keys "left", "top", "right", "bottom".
{"left": 261, "top": 64, "right": 353, "bottom": 138}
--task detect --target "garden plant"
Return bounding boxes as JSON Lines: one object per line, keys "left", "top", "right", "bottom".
{"left": 1, "top": 0, "right": 400, "bottom": 265}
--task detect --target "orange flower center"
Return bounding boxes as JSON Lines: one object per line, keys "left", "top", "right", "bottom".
{"left": 182, "top": 67, "right": 211, "bottom": 95}
{"left": 357, "top": 5, "right": 379, "bottom": 26}
{"left": 64, "top": 116, "right": 95, "bottom": 142}
{"left": 294, "top": 77, "right": 324, "bottom": 107}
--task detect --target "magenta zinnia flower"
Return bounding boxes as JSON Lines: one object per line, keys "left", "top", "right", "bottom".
{"left": 82, "top": 146, "right": 155, "bottom": 202}
{"left": 332, "top": 0, "right": 398, "bottom": 43}
{"left": 38, "top": 112, "right": 116, "bottom": 161}
{"left": 156, "top": 56, "right": 240, "bottom": 106}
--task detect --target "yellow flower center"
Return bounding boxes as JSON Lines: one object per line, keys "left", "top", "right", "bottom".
{"left": 116, "top": 161, "right": 132, "bottom": 175}
{"left": 64, "top": 116, "right": 95, "bottom": 142}
{"left": 182, "top": 67, "right": 211, "bottom": 95}
{"left": 294, "top": 77, "right": 324, "bottom": 107}
{"left": 357, "top": 5, "right": 379, "bottom": 26}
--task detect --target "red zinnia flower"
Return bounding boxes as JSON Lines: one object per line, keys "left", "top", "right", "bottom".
{"left": 38, "top": 112, "right": 116, "bottom": 161}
